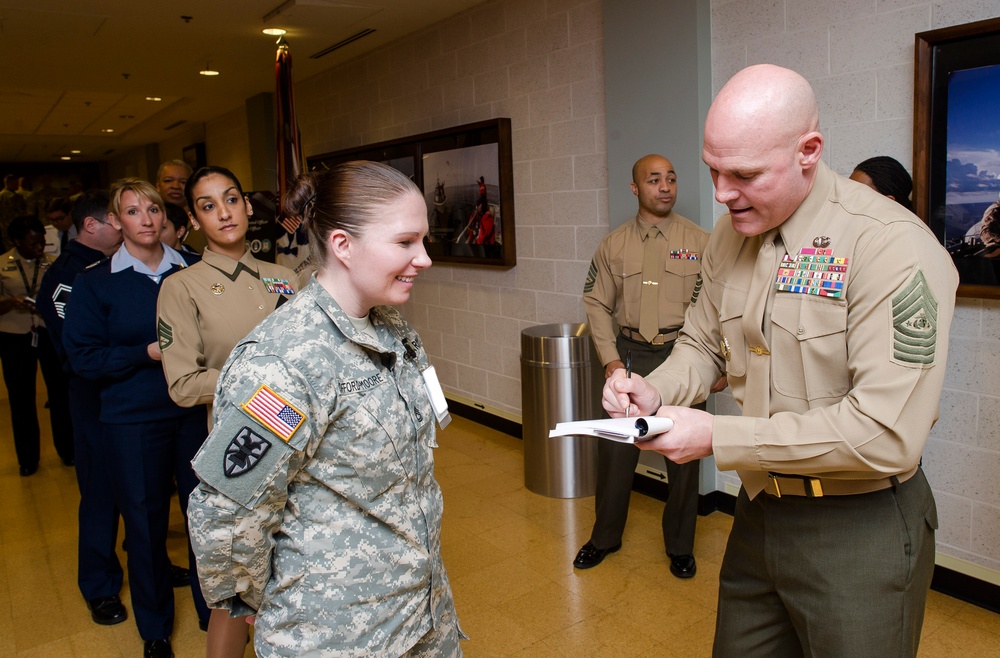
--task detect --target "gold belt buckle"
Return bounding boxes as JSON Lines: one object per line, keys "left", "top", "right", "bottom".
{"left": 768, "top": 473, "right": 824, "bottom": 498}
{"left": 650, "top": 334, "right": 665, "bottom": 346}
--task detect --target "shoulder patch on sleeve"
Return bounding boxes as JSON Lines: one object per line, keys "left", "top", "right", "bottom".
{"left": 890, "top": 270, "right": 938, "bottom": 368}
{"left": 690, "top": 272, "right": 703, "bottom": 306}
{"left": 583, "top": 259, "right": 597, "bottom": 294}
{"left": 241, "top": 385, "right": 306, "bottom": 441}
{"left": 224, "top": 427, "right": 272, "bottom": 477}
{"left": 157, "top": 317, "right": 173, "bottom": 350}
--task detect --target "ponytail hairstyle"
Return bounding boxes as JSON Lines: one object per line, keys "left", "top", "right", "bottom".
{"left": 281, "top": 161, "right": 421, "bottom": 267}
{"left": 852, "top": 156, "right": 913, "bottom": 211}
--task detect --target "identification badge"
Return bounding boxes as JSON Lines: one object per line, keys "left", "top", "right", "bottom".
{"left": 421, "top": 365, "right": 451, "bottom": 429}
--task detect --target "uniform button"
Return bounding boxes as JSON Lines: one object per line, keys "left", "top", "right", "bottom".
{"left": 797, "top": 324, "right": 805, "bottom": 335}
{"left": 248, "top": 285, "right": 254, "bottom": 290}
{"left": 258, "top": 304, "right": 265, "bottom": 310}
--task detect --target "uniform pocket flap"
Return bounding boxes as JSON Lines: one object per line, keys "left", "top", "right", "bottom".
{"left": 772, "top": 297, "right": 847, "bottom": 341}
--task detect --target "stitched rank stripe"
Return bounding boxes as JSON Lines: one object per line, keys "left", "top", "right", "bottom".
{"left": 774, "top": 247, "right": 848, "bottom": 298}
{"left": 242, "top": 385, "right": 306, "bottom": 442}
{"left": 669, "top": 249, "right": 700, "bottom": 260}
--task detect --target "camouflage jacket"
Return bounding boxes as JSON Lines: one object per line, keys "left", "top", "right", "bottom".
{"left": 188, "top": 281, "right": 460, "bottom": 657}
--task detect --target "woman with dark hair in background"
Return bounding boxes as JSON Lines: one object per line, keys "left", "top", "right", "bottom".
{"left": 63, "top": 178, "right": 205, "bottom": 658}
{"left": 0, "top": 215, "right": 72, "bottom": 475}
{"left": 188, "top": 161, "right": 464, "bottom": 657}
{"left": 850, "top": 155, "right": 913, "bottom": 210}
{"left": 157, "top": 165, "right": 299, "bottom": 657}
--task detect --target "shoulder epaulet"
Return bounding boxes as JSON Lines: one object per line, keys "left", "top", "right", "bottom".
{"left": 83, "top": 256, "right": 110, "bottom": 271}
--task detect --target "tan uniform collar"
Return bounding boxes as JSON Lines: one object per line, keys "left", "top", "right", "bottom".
{"left": 776, "top": 161, "right": 836, "bottom": 253}
{"left": 201, "top": 248, "right": 259, "bottom": 281}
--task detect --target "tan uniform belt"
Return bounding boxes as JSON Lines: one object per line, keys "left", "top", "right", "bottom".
{"left": 764, "top": 465, "right": 920, "bottom": 498}
{"left": 620, "top": 326, "right": 681, "bottom": 346}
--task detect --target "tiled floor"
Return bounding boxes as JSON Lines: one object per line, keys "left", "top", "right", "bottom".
{"left": 0, "top": 391, "right": 997, "bottom": 656}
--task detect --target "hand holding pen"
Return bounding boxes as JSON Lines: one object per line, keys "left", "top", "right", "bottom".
{"left": 625, "top": 349, "right": 632, "bottom": 418}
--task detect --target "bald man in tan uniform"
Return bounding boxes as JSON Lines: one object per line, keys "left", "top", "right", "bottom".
{"left": 574, "top": 155, "right": 709, "bottom": 577}
{"left": 605, "top": 66, "right": 958, "bottom": 656}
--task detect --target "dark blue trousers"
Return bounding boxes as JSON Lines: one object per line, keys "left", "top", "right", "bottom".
{"left": 69, "top": 375, "right": 123, "bottom": 601}
{"left": 105, "top": 410, "right": 210, "bottom": 640}
{"left": 0, "top": 329, "right": 73, "bottom": 468}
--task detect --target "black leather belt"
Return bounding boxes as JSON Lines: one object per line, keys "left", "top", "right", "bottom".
{"left": 620, "top": 326, "right": 680, "bottom": 346}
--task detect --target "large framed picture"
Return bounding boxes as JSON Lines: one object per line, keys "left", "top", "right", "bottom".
{"left": 307, "top": 118, "right": 515, "bottom": 268}
{"left": 914, "top": 17, "right": 1000, "bottom": 298}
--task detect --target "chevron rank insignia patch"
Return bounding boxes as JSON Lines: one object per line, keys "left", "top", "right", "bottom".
{"left": 890, "top": 270, "right": 938, "bottom": 368}
{"left": 224, "top": 426, "right": 272, "bottom": 477}
{"left": 157, "top": 317, "right": 173, "bottom": 350}
{"left": 690, "top": 272, "right": 703, "bottom": 306}
{"left": 583, "top": 259, "right": 597, "bottom": 293}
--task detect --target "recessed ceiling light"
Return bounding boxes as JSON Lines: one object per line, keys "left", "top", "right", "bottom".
{"left": 199, "top": 62, "right": 220, "bottom": 76}
{"left": 263, "top": 28, "right": 286, "bottom": 36}
{"left": 70, "top": 149, "right": 81, "bottom": 154}
{"left": 100, "top": 128, "right": 114, "bottom": 133}
{"left": 145, "top": 96, "right": 162, "bottom": 102}
{"left": 119, "top": 114, "right": 135, "bottom": 120}
{"left": 60, "top": 156, "right": 71, "bottom": 161}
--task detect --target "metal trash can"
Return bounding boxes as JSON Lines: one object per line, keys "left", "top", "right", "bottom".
{"left": 520, "top": 323, "right": 602, "bottom": 498}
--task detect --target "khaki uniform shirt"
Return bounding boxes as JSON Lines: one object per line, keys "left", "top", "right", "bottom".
{"left": 0, "top": 248, "right": 53, "bottom": 334}
{"left": 584, "top": 212, "right": 709, "bottom": 366}
{"left": 157, "top": 249, "right": 299, "bottom": 415}
{"left": 646, "top": 162, "right": 959, "bottom": 497}
{"left": 187, "top": 282, "right": 461, "bottom": 657}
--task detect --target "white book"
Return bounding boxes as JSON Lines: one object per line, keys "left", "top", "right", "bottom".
{"left": 548, "top": 416, "right": 673, "bottom": 443}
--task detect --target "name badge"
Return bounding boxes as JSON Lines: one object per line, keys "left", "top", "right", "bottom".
{"left": 421, "top": 365, "right": 451, "bottom": 429}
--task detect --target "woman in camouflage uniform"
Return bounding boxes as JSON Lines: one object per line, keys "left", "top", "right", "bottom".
{"left": 188, "top": 161, "right": 463, "bottom": 657}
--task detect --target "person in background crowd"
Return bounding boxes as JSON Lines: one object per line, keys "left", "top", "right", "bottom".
{"left": 0, "top": 174, "right": 27, "bottom": 248}
{"left": 0, "top": 215, "right": 72, "bottom": 475}
{"left": 188, "top": 161, "right": 464, "bottom": 657}
{"left": 46, "top": 196, "right": 77, "bottom": 256}
{"left": 157, "top": 166, "right": 300, "bottom": 657}
{"left": 36, "top": 190, "right": 127, "bottom": 627}
{"left": 161, "top": 202, "right": 195, "bottom": 253}
{"left": 850, "top": 155, "right": 913, "bottom": 210}
{"left": 63, "top": 178, "right": 205, "bottom": 658}
{"left": 157, "top": 160, "right": 207, "bottom": 254}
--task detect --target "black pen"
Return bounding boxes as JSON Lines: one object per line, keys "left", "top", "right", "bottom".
{"left": 625, "top": 350, "right": 632, "bottom": 418}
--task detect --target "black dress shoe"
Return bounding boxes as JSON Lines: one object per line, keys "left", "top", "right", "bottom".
{"left": 88, "top": 595, "right": 127, "bottom": 625}
{"left": 143, "top": 639, "right": 173, "bottom": 658}
{"left": 573, "top": 541, "right": 622, "bottom": 569}
{"left": 19, "top": 464, "right": 37, "bottom": 477}
{"left": 669, "top": 553, "right": 697, "bottom": 579}
{"left": 170, "top": 564, "right": 190, "bottom": 588}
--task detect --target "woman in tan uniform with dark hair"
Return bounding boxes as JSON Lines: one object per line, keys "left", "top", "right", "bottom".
{"left": 156, "top": 165, "right": 299, "bottom": 657}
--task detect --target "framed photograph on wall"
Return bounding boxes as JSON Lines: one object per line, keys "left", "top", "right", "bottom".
{"left": 914, "top": 17, "right": 1000, "bottom": 298}
{"left": 307, "top": 118, "right": 515, "bottom": 268}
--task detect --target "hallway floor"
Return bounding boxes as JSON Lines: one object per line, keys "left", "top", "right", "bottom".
{"left": 0, "top": 390, "right": 997, "bottom": 656}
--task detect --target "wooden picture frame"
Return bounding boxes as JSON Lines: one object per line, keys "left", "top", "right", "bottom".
{"left": 307, "top": 118, "right": 516, "bottom": 268}
{"left": 914, "top": 17, "right": 1000, "bottom": 298}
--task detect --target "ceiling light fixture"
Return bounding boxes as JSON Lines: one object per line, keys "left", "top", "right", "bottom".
{"left": 60, "top": 156, "right": 71, "bottom": 161}
{"left": 70, "top": 149, "right": 81, "bottom": 154}
{"left": 146, "top": 96, "right": 162, "bottom": 102}
{"left": 100, "top": 128, "right": 114, "bottom": 133}
{"left": 199, "top": 63, "right": 220, "bottom": 76}
{"left": 263, "top": 28, "right": 286, "bottom": 36}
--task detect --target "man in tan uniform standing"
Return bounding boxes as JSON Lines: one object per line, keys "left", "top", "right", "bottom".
{"left": 607, "top": 65, "right": 958, "bottom": 656}
{"left": 574, "top": 155, "right": 709, "bottom": 577}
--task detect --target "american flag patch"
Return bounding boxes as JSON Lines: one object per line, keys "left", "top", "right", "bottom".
{"left": 241, "top": 385, "right": 305, "bottom": 442}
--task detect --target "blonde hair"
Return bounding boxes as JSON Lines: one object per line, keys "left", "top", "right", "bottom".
{"left": 109, "top": 177, "right": 165, "bottom": 217}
